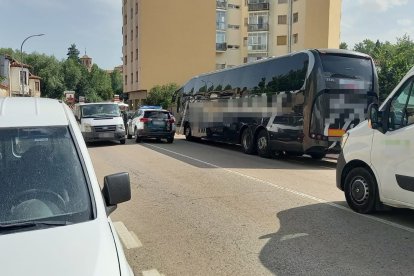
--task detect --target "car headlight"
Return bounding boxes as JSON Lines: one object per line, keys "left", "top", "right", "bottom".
{"left": 84, "top": 124, "right": 92, "bottom": 133}
{"left": 340, "top": 132, "right": 349, "bottom": 149}
{"left": 117, "top": 124, "right": 125, "bottom": 131}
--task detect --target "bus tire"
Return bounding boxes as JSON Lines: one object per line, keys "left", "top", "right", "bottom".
{"left": 134, "top": 128, "right": 141, "bottom": 143}
{"left": 184, "top": 125, "right": 192, "bottom": 141}
{"left": 256, "top": 129, "right": 271, "bottom": 158}
{"left": 241, "top": 128, "right": 256, "bottom": 154}
{"left": 344, "top": 167, "right": 378, "bottom": 214}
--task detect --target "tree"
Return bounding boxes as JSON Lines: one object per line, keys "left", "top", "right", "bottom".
{"left": 144, "top": 83, "right": 179, "bottom": 109}
{"left": 88, "top": 64, "right": 113, "bottom": 101}
{"left": 62, "top": 58, "right": 82, "bottom": 90}
{"left": 110, "top": 70, "right": 123, "bottom": 96}
{"left": 67, "top": 44, "right": 80, "bottom": 62}
{"left": 339, "top": 42, "right": 348, "bottom": 50}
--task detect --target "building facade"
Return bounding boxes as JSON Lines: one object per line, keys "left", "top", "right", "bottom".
{"left": 0, "top": 55, "right": 41, "bottom": 97}
{"left": 122, "top": 0, "right": 341, "bottom": 108}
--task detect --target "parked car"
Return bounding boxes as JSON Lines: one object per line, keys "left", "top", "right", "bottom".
{"left": 0, "top": 97, "right": 134, "bottom": 275}
{"left": 73, "top": 102, "right": 126, "bottom": 144}
{"left": 127, "top": 108, "right": 175, "bottom": 143}
{"left": 337, "top": 66, "right": 414, "bottom": 213}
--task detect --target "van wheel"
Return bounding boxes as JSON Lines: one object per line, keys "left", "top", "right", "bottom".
{"left": 256, "top": 129, "right": 271, "bottom": 158}
{"left": 167, "top": 136, "right": 174, "bottom": 143}
{"left": 134, "top": 128, "right": 141, "bottom": 143}
{"left": 184, "top": 125, "right": 192, "bottom": 141}
{"left": 241, "top": 128, "right": 256, "bottom": 154}
{"left": 344, "top": 167, "right": 378, "bottom": 214}
{"left": 120, "top": 139, "right": 126, "bottom": 145}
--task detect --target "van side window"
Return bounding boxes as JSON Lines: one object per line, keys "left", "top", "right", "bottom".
{"left": 389, "top": 78, "right": 414, "bottom": 130}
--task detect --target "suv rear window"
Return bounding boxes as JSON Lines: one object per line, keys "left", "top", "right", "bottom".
{"left": 0, "top": 126, "right": 93, "bottom": 226}
{"left": 144, "top": 111, "right": 169, "bottom": 119}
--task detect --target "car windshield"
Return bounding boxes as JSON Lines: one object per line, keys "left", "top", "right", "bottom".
{"left": 0, "top": 126, "right": 93, "bottom": 228}
{"left": 81, "top": 104, "right": 121, "bottom": 118}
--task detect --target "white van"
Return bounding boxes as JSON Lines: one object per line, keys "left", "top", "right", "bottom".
{"left": 74, "top": 102, "right": 126, "bottom": 144}
{"left": 0, "top": 98, "right": 134, "bottom": 275}
{"left": 337, "top": 66, "right": 414, "bottom": 213}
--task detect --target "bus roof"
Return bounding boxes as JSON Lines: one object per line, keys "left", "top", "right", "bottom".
{"left": 185, "top": 48, "right": 372, "bottom": 82}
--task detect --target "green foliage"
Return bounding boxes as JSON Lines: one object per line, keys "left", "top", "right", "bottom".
{"left": 0, "top": 45, "right": 123, "bottom": 102}
{"left": 67, "top": 44, "right": 80, "bottom": 62}
{"left": 339, "top": 42, "right": 348, "bottom": 50}
{"left": 351, "top": 35, "right": 414, "bottom": 101}
{"left": 144, "top": 83, "right": 179, "bottom": 109}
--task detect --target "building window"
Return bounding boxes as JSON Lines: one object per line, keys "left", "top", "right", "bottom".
{"left": 131, "top": 30, "right": 133, "bottom": 41}
{"left": 131, "top": 51, "right": 133, "bottom": 62}
{"left": 293, "top": 12, "right": 299, "bottom": 23}
{"left": 278, "top": 0, "right": 287, "bottom": 3}
{"left": 123, "top": 15, "right": 127, "bottom": 25}
{"left": 136, "top": 48, "right": 138, "bottom": 60}
{"left": 228, "top": 24, "right": 240, "bottom": 30}
{"left": 248, "top": 32, "right": 268, "bottom": 51}
{"left": 293, "top": 33, "right": 298, "bottom": 44}
{"left": 278, "top": 15, "right": 287, "bottom": 24}
{"left": 136, "top": 26, "right": 138, "bottom": 38}
{"left": 135, "top": 2, "right": 138, "bottom": 14}
{"left": 20, "top": 70, "right": 27, "bottom": 85}
{"left": 124, "top": 35, "right": 127, "bottom": 45}
{"left": 249, "top": 12, "right": 269, "bottom": 31}
{"left": 130, "top": 8, "right": 133, "bottom": 19}
{"left": 136, "top": 71, "right": 138, "bottom": 83}
{"left": 131, "top": 73, "right": 133, "bottom": 84}
{"left": 228, "top": 4, "right": 240, "bottom": 9}
{"left": 125, "top": 55, "right": 127, "bottom": 65}
{"left": 216, "top": 11, "right": 226, "bottom": 30}
{"left": 277, "top": 35, "right": 287, "bottom": 45}
{"left": 124, "top": 75, "right": 127, "bottom": 85}
{"left": 35, "top": 81, "right": 40, "bottom": 91}
{"left": 216, "top": 31, "right": 226, "bottom": 44}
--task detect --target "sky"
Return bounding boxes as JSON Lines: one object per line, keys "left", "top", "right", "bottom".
{"left": 0, "top": 0, "right": 413, "bottom": 70}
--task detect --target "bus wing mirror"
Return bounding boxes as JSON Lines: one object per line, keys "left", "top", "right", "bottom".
{"left": 367, "top": 103, "right": 383, "bottom": 132}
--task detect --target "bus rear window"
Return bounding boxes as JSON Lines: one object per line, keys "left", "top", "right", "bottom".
{"left": 320, "top": 54, "right": 373, "bottom": 82}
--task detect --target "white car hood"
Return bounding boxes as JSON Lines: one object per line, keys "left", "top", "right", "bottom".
{"left": 81, "top": 117, "right": 123, "bottom": 126}
{"left": 0, "top": 219, "right": 120, "bottom": 276}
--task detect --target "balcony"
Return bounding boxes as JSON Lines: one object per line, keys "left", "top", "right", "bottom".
{"left": 248, "top": 2, "right": 269, "bottom": 11}
{"left": 216, "top": 43, "right": 227, "bottom": 52}
{"left": 248, "top": 23, "right": 269, "bottom": 32}
{"left": 216, "top": 0, "right": 227, "bottom": 10}
{"left": 248, "top": 45, "right": 268, "bottom": 52}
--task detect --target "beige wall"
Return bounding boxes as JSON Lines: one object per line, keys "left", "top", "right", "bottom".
{"left": 126, "top": 0, "right": 216, "bottom": 93}
{"left": 303, "top": 0, "right": 341, "bottom": 49}
{"left": 0, "top": 86, "right": 7, "bottom": 97}
{"left": 29, "top": 79, "right": 41, "bottom": 97}
{"left": 9, "top": 67, "right": 29, "bottom": 95}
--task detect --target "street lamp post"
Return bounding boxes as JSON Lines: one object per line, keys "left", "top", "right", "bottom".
{"left": 20, "top": 33, "right": 45, "bottom": 96}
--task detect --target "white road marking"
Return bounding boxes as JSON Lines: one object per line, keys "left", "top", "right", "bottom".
{"left": 280, "top": 233, "right": 309, "bottom": 241}
{"left": 142, "top": 269, "right": 163, "bottom": 276}
{"left": 146, "top": 143, "right": 414, "bottom": 234}
{"left": 113, "top": 221, "right": 143, "bottom": 249}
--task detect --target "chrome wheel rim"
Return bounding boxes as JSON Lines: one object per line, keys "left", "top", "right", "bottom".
{"left": 185, "top": 127, "right": 191, "bottom": 137}
{"left": 243, "top": 132, "right": 251, "bottom": 149}
{"left": 257, "top": 136, "right": 267, "bottom": 150}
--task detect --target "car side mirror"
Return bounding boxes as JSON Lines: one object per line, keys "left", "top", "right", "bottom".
{"left": 102, "top": 172, "right": 131, "bottom": 216}
{"left": 367, "top": 103, "right": 384, "bottom": 132}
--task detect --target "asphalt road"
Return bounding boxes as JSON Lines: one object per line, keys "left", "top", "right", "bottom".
{"left": 88, "top": 135, "right": 414, "bottom": 276}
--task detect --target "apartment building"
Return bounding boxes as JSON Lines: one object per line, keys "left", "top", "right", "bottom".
{"left": 122, "top": 0, "right": 341, "bottom": 108}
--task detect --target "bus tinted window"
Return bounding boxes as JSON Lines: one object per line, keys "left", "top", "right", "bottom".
{"left": 320, "top": 54, "right": 373, "bottom": 82}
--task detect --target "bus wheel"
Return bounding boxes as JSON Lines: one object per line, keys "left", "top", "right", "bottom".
{"left": 256, "top": 129, "right": 271, "bottom": 158}
{"left": 241, "top": 128, "right": 256, "bottom": 154}
{"left": 310, "top": 153, "right": 325, "bottom": 160}
{"left": 344, "top": 167, "right": 378, "bottom": 214}
{"left": 184, "top": 125, "right": 192, "bottom": 141}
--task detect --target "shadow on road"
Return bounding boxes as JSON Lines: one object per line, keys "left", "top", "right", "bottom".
{"left": 259, "top": 203, "right": 414, "bottom": 275}
{"left": 140, "top": 138, "right": 337, "bottom": 170}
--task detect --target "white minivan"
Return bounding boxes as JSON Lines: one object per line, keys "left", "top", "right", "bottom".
{"left": 337, "top": 66, "right": 414, "bottom": 213}
{"left": 0, "top": 97, "right": 134, "bottom": 275}
{"left": 74, "top": 102, "right": 126, "bottom": 144}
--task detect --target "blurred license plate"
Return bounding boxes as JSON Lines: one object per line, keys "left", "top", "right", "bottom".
{"left": 99, "top": 133, "right": 114, "bottom": 138}
{"left": 152, "top": 121, "right": 165, "bottom": 126}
